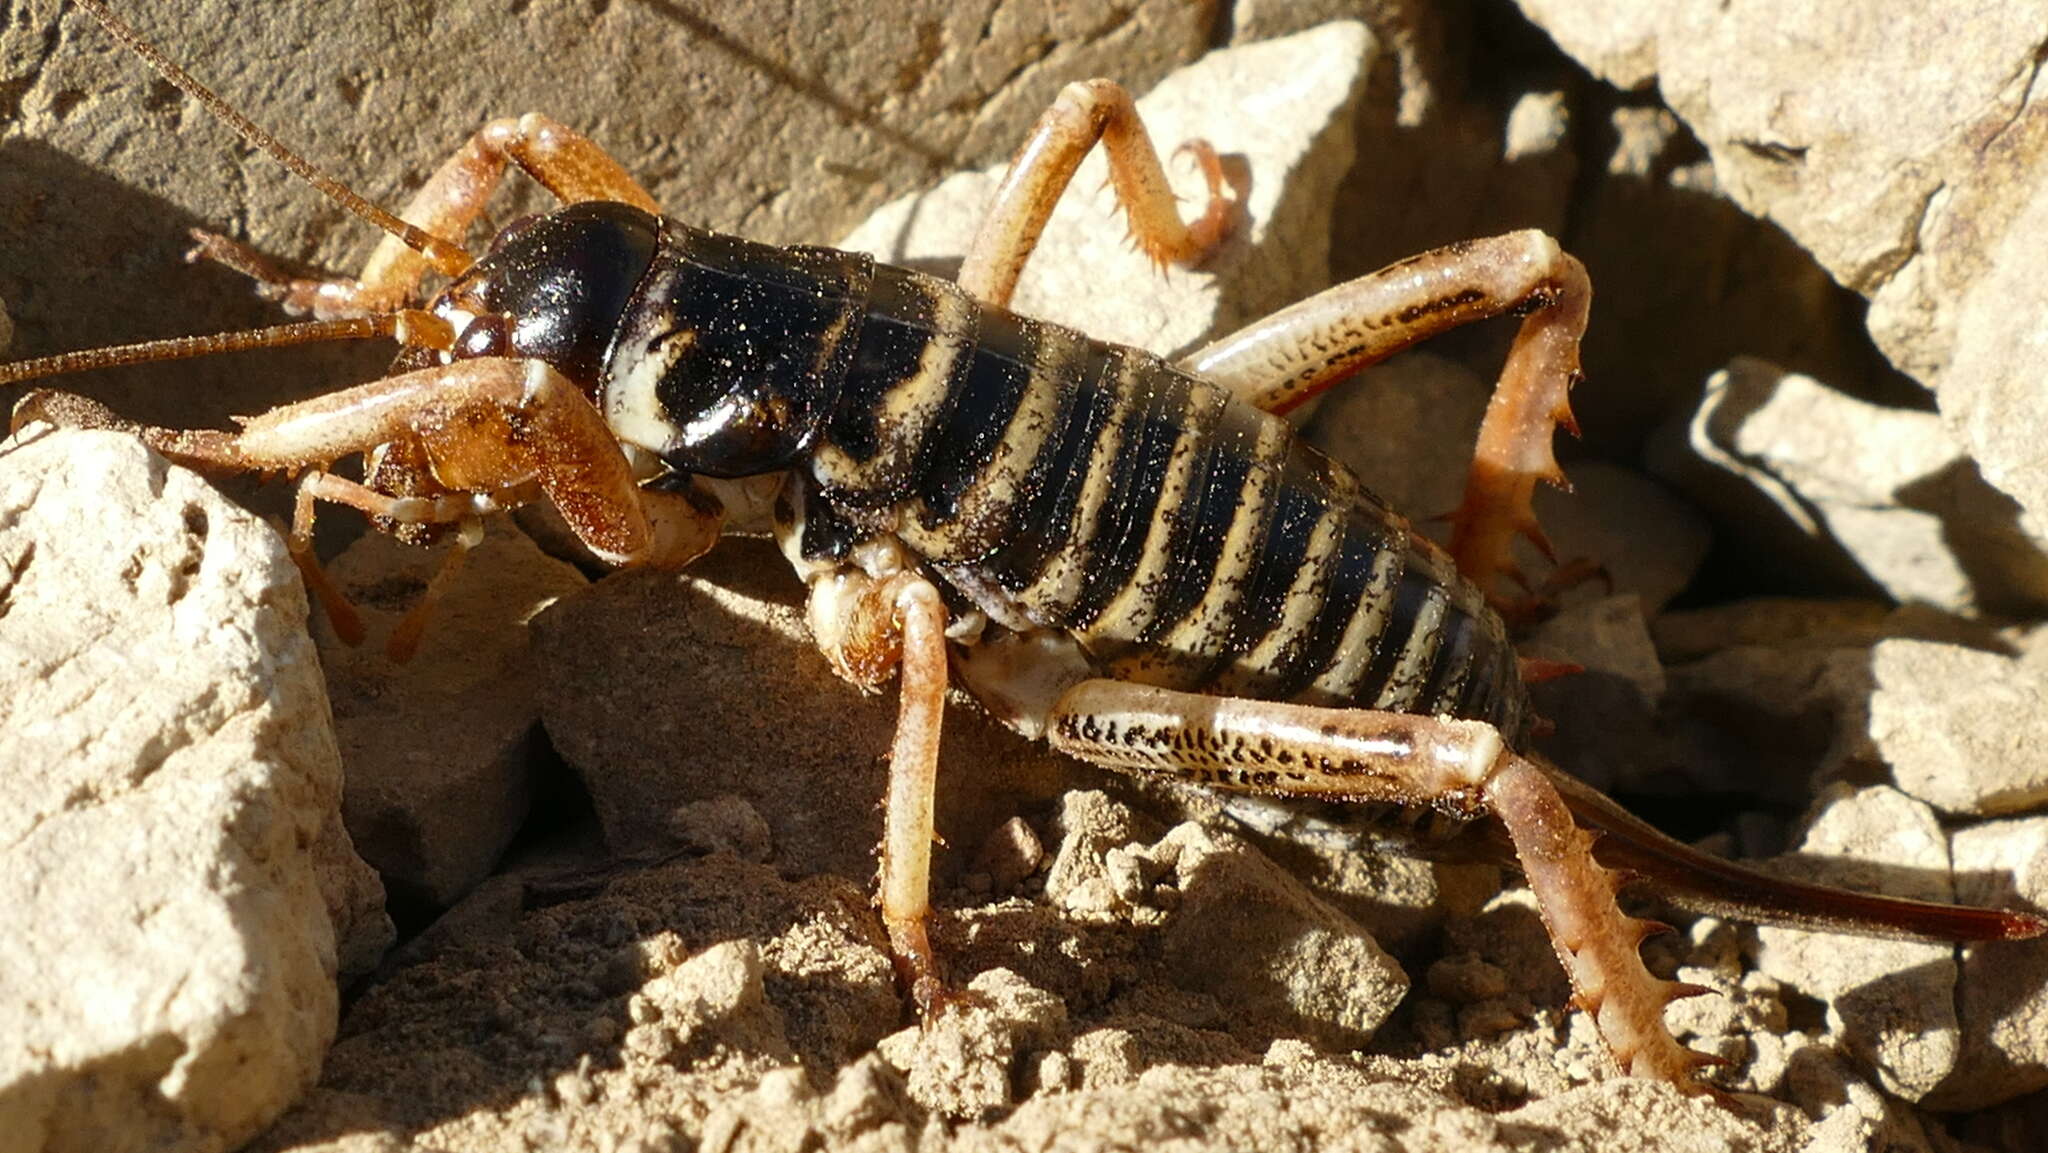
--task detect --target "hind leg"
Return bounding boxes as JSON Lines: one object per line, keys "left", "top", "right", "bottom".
{"left": 1177, "top": 232, "right": 1592, "bottom": 611}
{"left": 1043, "top": 677, "right": 1714, "bottom": 1091}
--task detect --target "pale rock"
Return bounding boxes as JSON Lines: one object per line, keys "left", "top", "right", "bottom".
{"left": 1510, "top": 0, "right": 1662, "bottom": 89}
{"left": 0, "top": 429, "right": 378, "bottom": 1153}
{"left": 1870, "top": 638, "right": 2048, "bottom": 816}
{"left": 1529, "top": 464, "right": 1710, "bottom": 616}
{"left": 1647, "top": 359, "right": 2048, "bottom": 616}
{"left": 1521, "top": 595, "right": 1664, "bottom": 702}
{"left": 1753, "top": 785, "right": 1959, "bottom": 1101}
{"left": 1651, "top": 597, "right": 1897, "bottom": 664}
{"left": 1787, "top": 1050, "right": 1945, "bottom": 1153}
{"left": 1564, "top": 99, "right": 1884, "bottom": 463}
{"left": 1943, "top": 176, "right": 2048, "bottom": 551}
{"left": 1657, "top": 638, "right": 1875, "bottom": 802}
{"left": 532, "top": 539, "right": 1069, "bottom": 882}
{"left": 1155, "top": 822, "right": 1408, "bottom": 1049}
{"left": 971, "top": 816, "right": 1045, "bottom": 896}
{"left": 313, "top": 526, "right": 586, "bottom": 908}
{"left": 1927, "top": 816, "right": 2048, "bottom": 1110}
{"left": 1504, "top": 90, "right": 1571, "bottom": 163}
{"left": 1042, "top": 790, "right": 1150, "bottom": 919}
{"left": 1307, "top": 354, "right": 1708, "bottom": 615}
{"left": 879, "top": 969, "right": 1068, "bottom": 1119}
{"left": 1305, "top": 350, "right": 1487, "bottom": 528}
{"left": 839, "top": 22, "right": 1372, "bottom": 358}
{"left": 1068, "top": 1028, "right": 1144, "bottom": 1090}
{"left": 310, "top": 819, "right": 396, "bottom": 987}
{"left": 1654, "top": 600, "right": 2023, "bottom": 803}
{"left": 1657, "top": 966, "right": 1792, "bottom": 1093}
{"left": 634, "top": 940, "right": 791, "bottom": 1061}
{"left": 1228, "top": 0, "right": 1371, "bottom": 45}
{"left": 1203, "top": 788, "right": 1453, "bottom": 953}
{"left": 1512, "top": 0, "right": 2048, "bottom": 536}
{"left": 1424, "top": 954, "right": 1510, "bottom": 1004}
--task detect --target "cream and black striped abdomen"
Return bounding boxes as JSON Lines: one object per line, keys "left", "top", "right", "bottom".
{"left": 808, "top": 262, "right": 1529, "bottom": 739}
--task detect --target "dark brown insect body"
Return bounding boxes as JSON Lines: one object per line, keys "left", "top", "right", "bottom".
{"left": 487, "top": 204, "right": 1528, "bottom": 739}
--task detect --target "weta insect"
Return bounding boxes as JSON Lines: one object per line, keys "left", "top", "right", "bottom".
{"left": 7, "top": 0, "right": 2042, "bottom": 1099}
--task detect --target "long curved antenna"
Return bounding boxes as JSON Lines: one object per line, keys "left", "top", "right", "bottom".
{"left": 72, "top": 0, "right": 474, "bottom": 278}
{"left": 0, "top": 316, "right": 398, "bottom": 386}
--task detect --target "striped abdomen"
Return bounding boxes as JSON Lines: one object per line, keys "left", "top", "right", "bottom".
{"left": 807, "top": 262, "right": 1529, "bottom": 740}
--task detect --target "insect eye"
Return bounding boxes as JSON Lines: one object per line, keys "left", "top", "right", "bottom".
{"left": 455, "top": 314, "right": 511, "bottom": 358}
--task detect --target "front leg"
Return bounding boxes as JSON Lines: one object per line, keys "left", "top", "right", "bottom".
{"left": 1045, "top": 678, "right": 1714, "bottom": 1091}
{"left": 193, "top": 113, "right": 663, "bottom": 319}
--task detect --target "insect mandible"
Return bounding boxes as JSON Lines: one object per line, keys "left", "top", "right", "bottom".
{"left": 5, "top": 0, "right": 2043, "bottom": 1099}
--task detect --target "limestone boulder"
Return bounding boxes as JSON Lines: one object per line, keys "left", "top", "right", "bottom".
{"left": 0, "top": 428, "right": 386, "bottom": 1153}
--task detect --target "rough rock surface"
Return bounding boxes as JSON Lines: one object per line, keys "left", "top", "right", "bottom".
{"left": 1043, "top": 793, "right": 1409, "bottom": 1049}
{"left": 1648, "top": 359, "right": 2048, "bottom": 616}
{"left": 249, "top": 830, "right": 1829, "bottom": 1153}
{"left": 313, "top": 526, "right": 587, "bottom": 908}
{"left": 1513, "top": 0, "right": 2048, "bottom": 554}
{"left": 1155, "top": 823, "right": 1409, "bottom": 1049}
{"left": 1870, "top": 632, "right": 2048, "bottom": 817}
{"left": 251, "top": 852, "right": 903, "bottom": 1153}
{"left": 1517, "top": 595, "right": 1665, "bottom": 794}
{"left": 1753, "top": 786, "right": 1959, "bottom": 1102}
{"left": 1935, "top": 815, "right": 2048, "bottom": 1110}
{"left": 0, "top": 429, "right": 386, "bottom": 1153}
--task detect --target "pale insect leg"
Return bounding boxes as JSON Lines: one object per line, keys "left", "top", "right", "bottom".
{"left": 1044, "top": 678, "right": 1712, "bottom": 1092}
{"left": 957, "top": 78, "right": 1237, "bottom": 310}
{"left": 193, "top": 113, "right": 663, "bottom": 319}
{"left": 1177, "top": 232, "right": 1591, "bottom": 609}
{"left": 800, "top": 565, "right": 956, "bottom": 1009}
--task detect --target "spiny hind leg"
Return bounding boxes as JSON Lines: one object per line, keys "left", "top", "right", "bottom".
{"left": 958, "top": 78, "right": 1239, "bottom": 309}
{"left": 1044, "top": 678, "right": 1713, "bottom": 1091}
{"left": 193, "top": 114, "right": 662, "bottom": 319}
{"left": 1180, "top": 232, "right": 1592, "bottom": 612}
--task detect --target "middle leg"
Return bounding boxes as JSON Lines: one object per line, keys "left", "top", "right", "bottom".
{"left": 801, "top": 562, "right": 957, "bottom": 1010}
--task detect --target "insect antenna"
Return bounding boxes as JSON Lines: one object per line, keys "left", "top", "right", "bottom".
{"left": 0, "top": 316, "right": 400, "bottom": 386}
{"left": 72, "top": 0, "right": 474, "bottom": 278}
